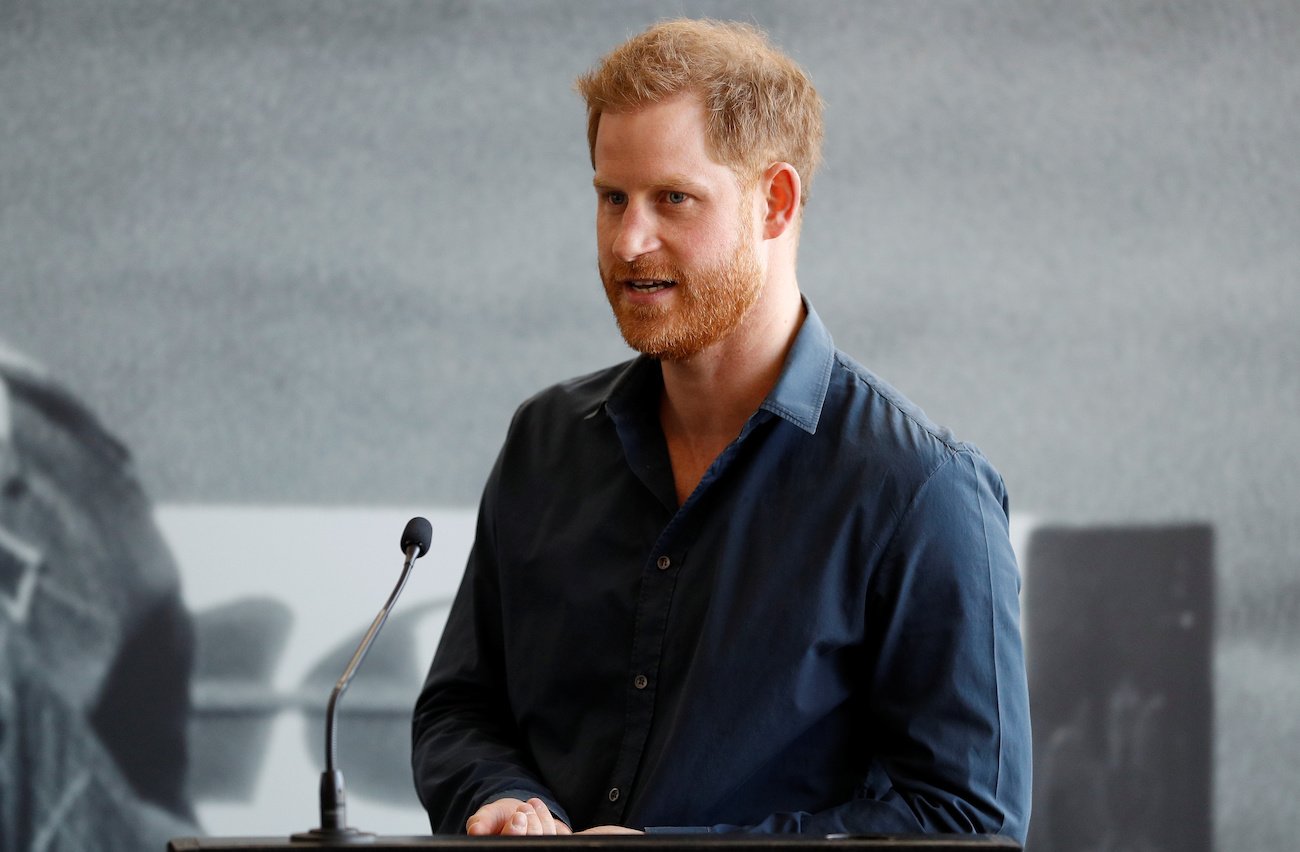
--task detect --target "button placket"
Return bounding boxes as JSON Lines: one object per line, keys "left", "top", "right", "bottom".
{"left": 604, "top": 541, "right": 684, "bottom": 826}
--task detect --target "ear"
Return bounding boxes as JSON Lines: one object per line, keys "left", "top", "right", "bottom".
{"left": 760, "top": 162, "right": 801, "bottom": 240}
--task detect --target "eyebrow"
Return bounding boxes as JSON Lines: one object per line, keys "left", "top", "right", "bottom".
{"left": 592, "top": 175, "right": 710, "bottom": 194}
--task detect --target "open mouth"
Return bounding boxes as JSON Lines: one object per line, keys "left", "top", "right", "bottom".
{"left": 626, "top": 279, "right": 676, "bottom": 293}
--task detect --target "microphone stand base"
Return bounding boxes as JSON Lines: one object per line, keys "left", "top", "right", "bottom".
{"left": 290, "top": 827, "right": 376, "bottom": 844}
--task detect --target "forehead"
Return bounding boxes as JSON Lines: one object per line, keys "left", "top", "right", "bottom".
{"left": 592, "top": 95, "right": 735, "bottom": 188}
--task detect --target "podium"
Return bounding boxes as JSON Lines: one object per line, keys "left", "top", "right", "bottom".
{"left": 169, "top": 835, "right": 1020, "bottom": 851}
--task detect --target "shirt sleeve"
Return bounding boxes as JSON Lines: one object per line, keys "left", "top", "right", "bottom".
{"left": 410, "top": 446, "right": 570, "bottom": 834}
{"left": 657, "top": 449, "right": 1032, "bottom": 842}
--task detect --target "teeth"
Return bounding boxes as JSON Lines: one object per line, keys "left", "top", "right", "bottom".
{"left": 628, "top": 280, "right": 674, "bottom": 292}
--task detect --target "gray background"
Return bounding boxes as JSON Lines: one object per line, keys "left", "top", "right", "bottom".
{"left": 3, "top": 0, "right": 1298, "bottom": 849}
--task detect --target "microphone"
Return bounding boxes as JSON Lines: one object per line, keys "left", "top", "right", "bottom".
{"left": 292, "top": 516, "right": 434, "bottom": 844}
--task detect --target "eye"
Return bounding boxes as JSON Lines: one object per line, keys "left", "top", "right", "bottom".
{"left": 666, "top": 191, "right": 688, "bottom": 204}
{"left": 601, "top": 191, "right": 626, "bottom": 207}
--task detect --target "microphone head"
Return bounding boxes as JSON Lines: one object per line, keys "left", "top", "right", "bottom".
{"left": 401, "top": 516, "right": 433, "bottom": 559}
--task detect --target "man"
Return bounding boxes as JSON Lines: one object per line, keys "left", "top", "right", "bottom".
{"left": 412, "top": 19, "right": 1031, "bottom": 842}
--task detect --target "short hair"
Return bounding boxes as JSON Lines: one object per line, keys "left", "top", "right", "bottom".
{"left": 576, "top": 18, "right": 824, "bottom": 206}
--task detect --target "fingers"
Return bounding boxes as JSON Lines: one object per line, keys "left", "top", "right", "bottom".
{"left": 466, "top": 811, "right": 500, "bottom": 835}
{"left": 513, "top": 798, "right": 560, "bottom": 835}
{"left": 466, "top": 797, "right": 523, "bottom": 835}
{"left": 466, "top": 812, "right": 496, "bottom": 835}
{"left": 491, "top": 802, "right": 534, "bottom": 835}
{"left": 528, "top": 797, "right": 570, "bottom": 834}
{"left": 466, "top": 796, "right": 569, "bottom": 836}
{"left": 521, "top": 799, "right": 548, "bottom": 835}
{"left": 577, "top": 825, "right": 643, "bottom": 835}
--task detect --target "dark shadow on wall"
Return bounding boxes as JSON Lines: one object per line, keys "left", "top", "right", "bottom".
{"left": 1023, "top": 525, "right": 1214, "bottom": 852}
{"left": 187, "top": 597, "right": 293, "bottom": 802}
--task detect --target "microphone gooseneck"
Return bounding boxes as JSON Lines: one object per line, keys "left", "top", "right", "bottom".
{"left": 292, "top": 516, "right": 433, "bottom": 845}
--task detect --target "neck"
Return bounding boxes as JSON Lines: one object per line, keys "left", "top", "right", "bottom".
{"left": 658, "top": 277, "right": 805, "bottom": 444}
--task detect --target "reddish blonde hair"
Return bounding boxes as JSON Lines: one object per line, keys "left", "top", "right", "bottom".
{"left": 576, "top": 19, "right": 824, "bottom": 205}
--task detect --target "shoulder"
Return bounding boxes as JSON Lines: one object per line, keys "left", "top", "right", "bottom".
{"left": 487, "top": 359, "right": 641, "bottom": 464}
{"left": 829, "top": 349, "right": 972, "bottom": 456}
{"left": 509, "top": 359, "right": 640, "bottom": 430}
{"left": 820, "top": 348, "right": 1004, "bottom": 505}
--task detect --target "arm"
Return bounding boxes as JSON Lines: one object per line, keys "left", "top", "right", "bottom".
{"left": 653, "top": 450, "right": 1032, "bottom": 841}
{"left": 410, "top": 452, "right": 570, "bottom": 834}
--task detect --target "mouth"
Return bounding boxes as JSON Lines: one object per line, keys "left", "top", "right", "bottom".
{"left": 624, "top": 279, "right": 677, "bottom": 293}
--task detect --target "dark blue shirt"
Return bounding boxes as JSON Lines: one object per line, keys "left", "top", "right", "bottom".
{"left": 412, "top": 304, "right": 1031, "bottom": 842}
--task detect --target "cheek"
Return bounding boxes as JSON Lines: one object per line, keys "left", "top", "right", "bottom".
{"left": 679, "top": 218, "right": 739, "bottom": 264}
{"left": 594, "top": 218, "right": 614, "bottom": 256}
{"left": 595, "top": 207, "right": 624, "bottom": 243}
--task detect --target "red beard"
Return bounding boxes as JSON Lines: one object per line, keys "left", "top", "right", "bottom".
{"left": 599, "top": 235, "right": 764, "bottom": 361}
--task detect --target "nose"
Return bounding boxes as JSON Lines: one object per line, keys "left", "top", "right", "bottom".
{"left": 611, "top": 202, "right": 661, "bottom": 262}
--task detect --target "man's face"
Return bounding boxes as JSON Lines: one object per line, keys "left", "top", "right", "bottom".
{"left": 593, "top": 96, "right": 764, "bottom": 361}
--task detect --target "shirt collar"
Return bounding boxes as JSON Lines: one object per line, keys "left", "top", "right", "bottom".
{"left": 757, "top": 298, "right": 834, "bottom": 435}
{"left": 588, "top": 356, "right": 660, "bottom": 422}
{"left": 594, "top": 298, "right": 835, "bottom": 436}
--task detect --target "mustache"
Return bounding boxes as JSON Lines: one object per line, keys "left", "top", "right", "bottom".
{"left": 600, "top": 257, "right": 683, "bottom": 282}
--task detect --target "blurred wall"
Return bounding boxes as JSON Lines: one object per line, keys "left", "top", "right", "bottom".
{"left": 3, "top": 1, "right": 1298, "bottom": 849}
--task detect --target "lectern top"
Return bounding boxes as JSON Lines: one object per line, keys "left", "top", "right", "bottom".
{"left": 168, "top": 833, "right": 1020, "bottom": 852}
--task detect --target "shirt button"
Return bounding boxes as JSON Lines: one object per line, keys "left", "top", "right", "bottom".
{"left": 608, "top": 787, "right": 621, "bottom": 802}
{"left": 634, "top": 674, "right": 648, "bottom": 690}
{"left": 656, "top": 555, "right": 671, "bottom": 570}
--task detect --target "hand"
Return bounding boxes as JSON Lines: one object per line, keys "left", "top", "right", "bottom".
{"left": 466, "top": 797, "right": 572, "bottom": 836}
{"left": 577, "top": 826, "right": 644, "bottom": 835}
